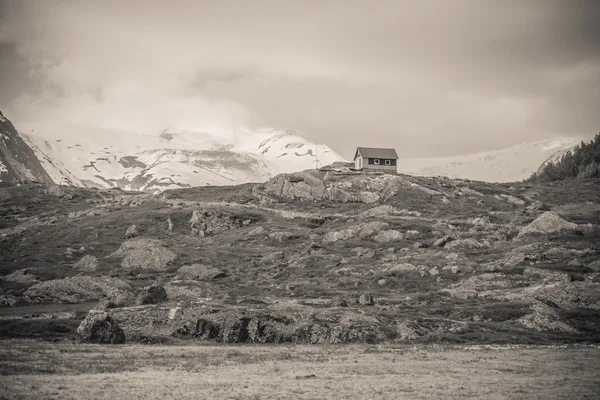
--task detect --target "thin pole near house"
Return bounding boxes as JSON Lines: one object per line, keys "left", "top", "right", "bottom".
{"left": 315, "top": 139, "right": 319, "bottom": 170}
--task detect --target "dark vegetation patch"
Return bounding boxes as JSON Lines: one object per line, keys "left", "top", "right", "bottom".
{"left": 0, "top": 319, "right": 81, "bottom": 340}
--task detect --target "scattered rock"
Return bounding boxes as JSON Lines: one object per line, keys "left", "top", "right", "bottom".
{"left": 176, "top": 264, "right": 228, "bottom": 281}
{"left": 413, "top": 241, "right": 428, "bottom": 249}
{"left": 442, "top": 265, "right": 461, "bottom": 274}
{"left": 77, "top": 310, "right": 126, "bottom": 344}
{"left": 323, "top": 222, "right": 388, "bottom": 243}
{"left": 360, "top": 205, "right": 397, "bottom": 218}
{"left": 373, "top": 229, "right": 403, "bottom": 243}
{"left": 0, "top": 295, "right": 18, "bottom": 307}
{"left": 74, "top": 255, "right": 100, "bottom": 272}
{"left": 405, "top": 230, "right": 420, "bottom": 239}
{"left": 358, "top": 293, "right": 374, "bottom": 305}
{"left": 429, "top": 267, "right": 440, "bottom": 276}
{"left": 248, "top": 226, "right": 265, "bottom": 235}
{"left": 190, "top": 209, "right": 251, "bottom": 236}
{"left": 330, "top": 296, "right": 348, "bottom": 307}
{"left": 136, "top": 285, "right": 168, "bottom": 305}
{"left": 433, "top": 236, "right": 455, "bottom": 247}
{"left": 494, "top": 193, "right": 525, "bottom": 205}
{"left": 527, "top": 201, "right": 548, "bottom": 211}
{"left": 351, "top": 247, "right": 375, "bottom": 259}
{"left": 443, "top": 289, "right": 478, "bottom": 300}
{"left": 589, "top": 260, "right": 600, "bottom": 272}
{"left": 1, "top": 268, "right": 40, "bottom": 285}
{"left": 263, "top": 251, "right": 285, "bottom": 263}
{"left": 268, "top": 231, "right": 296, "bottom": 242}
{"left": 124, "top": 224, "right": 139, "bottom": 238}
{"left": 285, "top": 283, "right": 297, "bottom": 292}
{"left": 468, "top": 216, "right": 491, "bottom": 226}
{"left": 445, "top": 238, "right": 487, "bottom": 250}
{"left": 47, "top": 186, "right": 69, "bottom": 198}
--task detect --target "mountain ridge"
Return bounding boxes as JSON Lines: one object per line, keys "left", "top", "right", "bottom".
{"left": 16, "top": 120, "right": 344, "bottom": 192}
{"left": 0, "top": 111, "right": 54, "bottom": 185}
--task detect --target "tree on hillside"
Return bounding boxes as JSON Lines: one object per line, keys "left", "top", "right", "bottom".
{"left": 528, "top": 133, "right": 600, "bottom": 182}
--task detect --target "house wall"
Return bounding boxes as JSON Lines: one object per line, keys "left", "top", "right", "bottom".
{"left": 355, "top": 156, "right": 397, "bottom": 172}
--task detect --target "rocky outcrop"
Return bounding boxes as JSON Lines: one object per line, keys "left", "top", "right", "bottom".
{"left": 77, "top": 311, "right": 126, "bottom": 344}
{"left": 170, "top": 310, "right": 389, "bottom": 344}
{"left": 22, "top": 276, "right": 133, "bottom": 303}
{"left": 0, "top": 111, "right": 54, "bottom": 184}
{"left": 254, "top": 171, "right": 441, "bottom": 204}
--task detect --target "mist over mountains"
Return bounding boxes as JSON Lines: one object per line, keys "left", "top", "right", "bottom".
{"left": 0, "top": 111, "right": 585, "bottom": 189}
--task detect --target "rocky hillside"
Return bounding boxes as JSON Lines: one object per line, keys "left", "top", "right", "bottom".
{"left": 0, "top": 112, "right": 54, "bottom": 185}
{"left": 1, "top": 171, "right": 599, "bottom": 344}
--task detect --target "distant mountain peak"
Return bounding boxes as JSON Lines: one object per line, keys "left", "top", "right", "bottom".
{"left": 397, "top": 137, "right": 581, "bottom": 182}
{"left": 15, "top": 121, "right": 344, "bottom": 192}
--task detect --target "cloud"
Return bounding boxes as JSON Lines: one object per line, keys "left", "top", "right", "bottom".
{"left": 0, "top": 0, "right": 598, "bottom": 157}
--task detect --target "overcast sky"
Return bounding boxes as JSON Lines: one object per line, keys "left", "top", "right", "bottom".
{"left": 0, "top": 0, "right": 598, "bottom": 158}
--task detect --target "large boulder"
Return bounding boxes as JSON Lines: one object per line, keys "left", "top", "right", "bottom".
{"left": 113, "top": 238, "right": 177, "bottom": 271}
{"left": 77, "top": 311, "right": 126, "bottom": 344}
{"left": 518, "top": 212, "right": 585, "bottom": 237}
{"left": 136, "top": 285, "right": 168, "bottom": 305}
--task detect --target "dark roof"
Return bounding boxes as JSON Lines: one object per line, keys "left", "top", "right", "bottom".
{"left": 354, "top": 147, "right": 399, "bottom": 160}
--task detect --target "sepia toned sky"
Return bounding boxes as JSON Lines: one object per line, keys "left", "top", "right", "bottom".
{"left": 0, "top": 0, "right": 598, "bottom": 158}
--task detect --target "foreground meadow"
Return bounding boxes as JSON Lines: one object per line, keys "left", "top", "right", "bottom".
{"left": 1, "top": 341, "right": 599, "bottom": 399}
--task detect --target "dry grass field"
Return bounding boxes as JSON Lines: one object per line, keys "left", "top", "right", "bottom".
{"left": 1, "top": 341, "right": 599, "bottom": 399}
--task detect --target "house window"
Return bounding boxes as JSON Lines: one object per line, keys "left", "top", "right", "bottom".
{"left": 385, "top": 159, "right": 391, "bottom": 166}
{"left": 373, "top": 159, "right": 380, "bottom": 165}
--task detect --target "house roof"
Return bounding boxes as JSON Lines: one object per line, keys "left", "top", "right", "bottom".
{"left": 354, "top": 147, "right": 399, "bottom": 160}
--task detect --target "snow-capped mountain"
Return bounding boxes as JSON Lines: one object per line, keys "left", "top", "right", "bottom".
{"left": 397, "top": 138, "right": 580, "bottom": 182}
{"left": 16, "top": 121, "right": 345, "bottom": 192}
{"left": 0, "top": 111, "right": 54, "bottom": 184}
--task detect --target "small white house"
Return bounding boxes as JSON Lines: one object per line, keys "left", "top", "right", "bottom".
{"left": 353, "top": 147, "right": 399, "bottom": 173}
